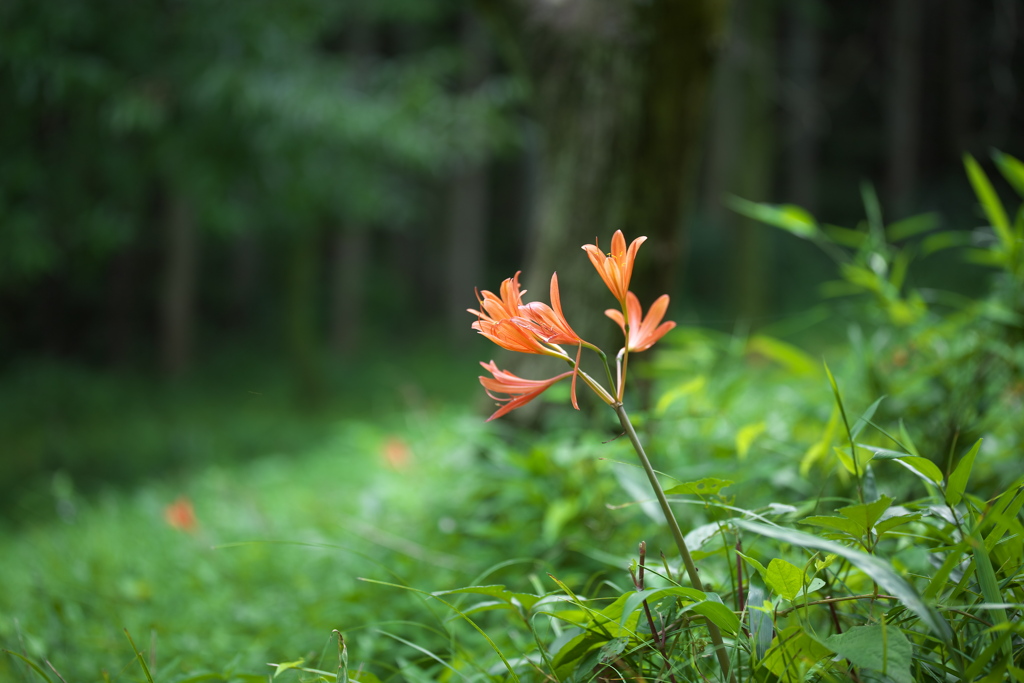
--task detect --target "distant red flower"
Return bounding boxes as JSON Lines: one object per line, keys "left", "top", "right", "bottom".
{"left": 582, "top": 230, "right": 647, "bottom": 305}
{"left": 605, "top": 292, "right": 676, "bottom": 352}
{"left": 478, "top": 361, "right": 574, "bottom": 421}
{"left": 164, "top": 496, "right": 198, "bottom": 533}
{"left": 381, "top": 436, "right": 413, "bottom": 471}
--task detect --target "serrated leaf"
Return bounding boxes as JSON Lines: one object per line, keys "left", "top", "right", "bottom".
{"left": 765, "top": 558, "right": 804, "bottom": 601}
{"left": 664, "top": 478, "right": 733, "bottom": 496}
{"left": 946, "top": 439, "right": 982, "bottom": 507}
{"left": 736, "top": 520, "right": 953, "bottom": 643}
{"left": 825, "top": 624, "right": 914, "bottom": 683}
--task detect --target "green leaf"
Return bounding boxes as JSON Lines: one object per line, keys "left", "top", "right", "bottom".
{"left": 921, "top": 230, "right": 974, "bottom": 255}
{"left": 727, "top": 196, "right": 819, "bottom": 238}
{"left": 746, "top": 335, "right": 818, "bottom": 376}
{"left": 737, "top": 551, "right": 768, "bottom": 579}
{"left": 946, "top": 439, "right": 982, "bottom": 507}
{"left": 825, "top": 624, "right": 914, "bottom": 683}
{"left": 271, "top": 658, "right": 306, "bottom": 678}
{"left": 838, "top": 496, "right": 893, "bottom": 535}
{"left": 736, "top": 421, "right": 767, "bottom": 460}
{"left": 886, "top": 212, "right": 940, "bottom": 241}
{"left": 655, "top": 375, "right": 706, "bottom": 415}
{"left": 736, "top": 520, "right": 953, "bottom": 643}
{"left": 801, "top": 515, "right": 862, "bottom": 538}
{"left": 965, "top": 154, "right": 1014, "bottom": 250}
{"left": 664, "top": 478, "right": 733, "bottom": 496}
{"left": 745, "top": 585, "right": 773, "bottom": 661}
{"left": 765, "top": 558, "right": 804, "bottom": 601}
{"left": 859, "top": 445, "right": 944, "bottom": 484}
{"left": 993, "top": 150, "right": 1024, "bottom": 199}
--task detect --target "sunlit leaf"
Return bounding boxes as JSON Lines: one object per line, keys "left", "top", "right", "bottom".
{"left": 746, "top": 335, "right": 817, "bottom": 376}
{"left": 946, "top": 439, "right": 982, "bottom": 507}
{"left": 736, "top": 421, "right": 767, "bottom": 460}
{"left": 765, "top": 558, "right": 804, "bottom": 601}
{"left": 965, "top": 154, "right": 1014, "bottom": 250}
{"left": 727, "top": 196, "right": 819, "bottom": 239}
{"left": 992, "top": 150, "right": 1024, "bottom": 199}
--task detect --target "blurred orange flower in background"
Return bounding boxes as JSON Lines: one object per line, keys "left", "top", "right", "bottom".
{"left": 164, "top": 496, "right": 198, "bottom": 533}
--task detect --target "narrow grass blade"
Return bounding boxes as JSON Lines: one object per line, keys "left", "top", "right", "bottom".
{"left": 945, "top": 439, "right": 982, "bottom": 506}
{"left": 965, "top": 154, "right": 1013, "bottom": 250}
{"left": 736, "top": 520, "right": 953, "bottom": 643}
{"left": 3, "top": 651, "right": 54, "bottom": 683}
{"left": 123, "top": 629, "right": 155, "bottom": 683}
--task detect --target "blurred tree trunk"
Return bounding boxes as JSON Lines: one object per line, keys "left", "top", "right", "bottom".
{"left": 287, "top": 229, "right": 323, "bottom": 404}
{"left": 446, "top": 9, "right": 490, "bottom": 347}
{"left": 106, "top": 243, "right": 140, "bottom": 366}
{"left": 331, "top": 225, "right": 369, "bottom": 353}
{"left": 886, "top": 0, "right": 923, "bottom": 216}
{"left": 228, "top": 230, "right": 261, "bottom": 332}
{"left": 483, "top": 0, "right": 727, "bottom": 342}
{"left": 705, "top": 0, "right": 777, "bottom": 324}
{"left": 983, "top": 0, "right": 1017, "bottom": 150}
{"left": 943, "top": 0, "right": 971, "bottom": 156}
{"left": 784, "top": 0, "right": 820, "bottom": 212}
{"left": 160, "top": 194, "right": 198, "bottom": 376}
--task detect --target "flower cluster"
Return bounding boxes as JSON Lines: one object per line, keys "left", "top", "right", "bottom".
{"left": 470, "top": 230, "right": 676, "bottom": 421}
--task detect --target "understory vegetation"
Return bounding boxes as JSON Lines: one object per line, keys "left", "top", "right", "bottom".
{"left": 4, "top": 156, "right": 1024, "bottom": 681}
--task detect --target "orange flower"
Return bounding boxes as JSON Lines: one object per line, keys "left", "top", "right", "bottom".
{"left": 164, "top": 496, "right": 198, "bottom": 533}
{"left": 605, "top": 292, "right": 676, "bottom": 352}
{"left": 479, "top": 361, "right": 574, "bottom": 421}
{"left": 470, "top": 272, "right": 565, "bottom": 357}
{"left": 516, "top": 273, "right": 582, "bottom": 345}
{"left": 582, "top": 230, "right": 647, "bottom": 304}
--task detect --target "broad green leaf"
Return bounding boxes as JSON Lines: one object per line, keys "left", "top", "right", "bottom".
{"left": 596, "top": 637, "right": 628, "bottom": 664}
{"left": 664, "top": 478, "right": 733, "bottom": 496}
{"left": 762, "top": 625, "right": 833, "bottom": 683}
{"left": 886, "top": 212, "right": 940, "bottom": 241}
{"left": 765, "top": 558, "right": 804, "bottom": 601}
{"left": 993, "top": 150, "right": 1024, "bottom": 199}
{"left": 736, "top": 520, "right": 953, "bottom": 643}
{"left": 794, "top": 577, "right": 825, "bottom": 599}
{"left": 727, "top": 196, "right": 819, "bottom": 238}
{"left": 736, "top": 421, "right": 766, "bottom": 460}
{"left": 619, "top": 586, "right": 706, "bottom": 629}
{"left": 825, "top": 624, "right": 914, "bottom": 683}
{"left": 965, "top": 154, "right": 1014, "bottom": 250}
{"left": 838, "top": 495, "right": 893, "bottom": 535}
{"left": 946, "top": 438, "right": 982, "bottom": 507}
{"left": 686, "top": 597, "right": 742, "bottom": 635}
{"left": 746, "top": 335, "right": 817, "bottom": 376}
{"left": 875, "top": 512, "right": 922, "bottom": 538}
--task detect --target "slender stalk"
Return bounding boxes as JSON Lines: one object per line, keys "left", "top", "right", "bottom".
{"left": 614, "top": 403, "right": 735, "bottom": 683}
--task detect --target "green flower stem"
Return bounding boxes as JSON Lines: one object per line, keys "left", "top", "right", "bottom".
{"left": 614, "top": 403, "right": 734, "bottom": 683}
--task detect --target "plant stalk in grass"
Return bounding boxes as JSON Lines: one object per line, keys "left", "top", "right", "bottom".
{"left": 614, "top": 402, "right": 734, "bottom": 683}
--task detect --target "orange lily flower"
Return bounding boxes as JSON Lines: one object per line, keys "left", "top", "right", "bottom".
{"left": 516, "top": 273, "right": 586, "bottom": 409}
{"left": 164, "top": 496, "right": 199, "bottom": 533}
{"left": 478, "top": 361, "right": 575, "bottom": 421}
{"left": 582, "top": 230, "right": 647, "bottom": 305}
{"left": 605, "top": 292, "right": 676, "bottom": 352}
{"left": 469, "top": 272, "right": 564, "bottom": 357}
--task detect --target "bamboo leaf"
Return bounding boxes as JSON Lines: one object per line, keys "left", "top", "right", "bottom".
{"left": 946, "top": 439, "right": 982, "bottom": 506}
{"left": 965, "top": 154, "right": 1014, "bottom": 250}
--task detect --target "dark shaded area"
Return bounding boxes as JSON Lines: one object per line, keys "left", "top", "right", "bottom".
{"left": 1, "top": 0, "right": 1021, "bottom": 501}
